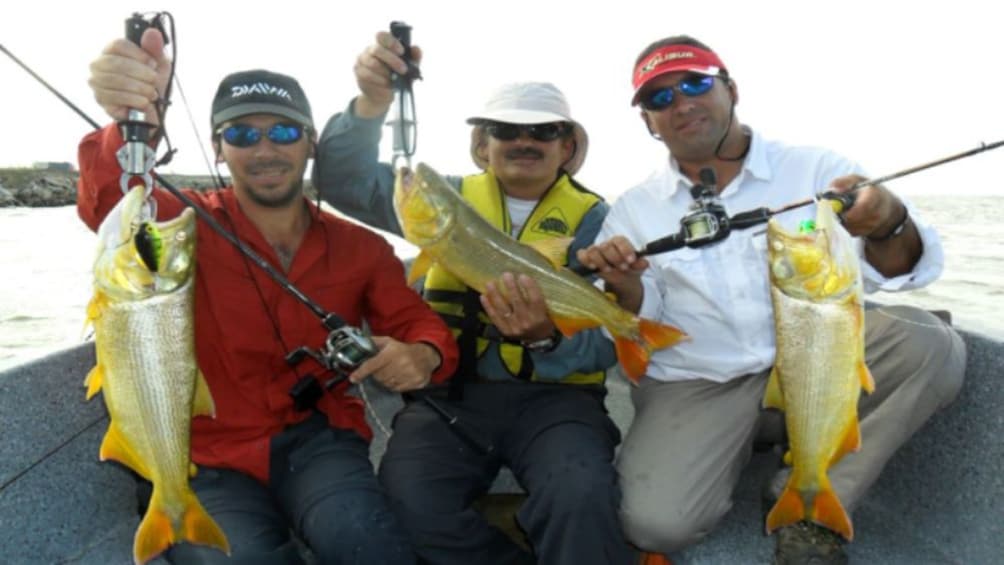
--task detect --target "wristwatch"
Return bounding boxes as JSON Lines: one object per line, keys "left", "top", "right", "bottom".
{"left": 522, "top": 330, "right": 563, "bottom": 353}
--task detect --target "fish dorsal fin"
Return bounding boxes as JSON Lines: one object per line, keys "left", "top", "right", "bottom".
{"left": 407, "top": 250, "right": 435, "bottom": 286}
{"left": 526, "top": 237, "right": 573, "bottom": 268}
{"left": 192, "top": 369, "right": 216, "bottom": 418}
{"left": 99, "top": 420, "right": 152, "bottom": 479}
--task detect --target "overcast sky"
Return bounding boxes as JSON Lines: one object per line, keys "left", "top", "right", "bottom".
{"left": 3, "top": 0, "right": 1002, "bottom": 197}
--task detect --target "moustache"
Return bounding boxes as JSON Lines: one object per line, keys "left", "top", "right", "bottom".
{"left": 247, "top": 159, "right": 292, "bottom": 174}
{"left": 504, "top": 147, "right": 544, "bottom": 160}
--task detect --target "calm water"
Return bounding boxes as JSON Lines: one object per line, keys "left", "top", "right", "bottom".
{"left": 1, "top": 196, "right": 1002, "bottom": 372}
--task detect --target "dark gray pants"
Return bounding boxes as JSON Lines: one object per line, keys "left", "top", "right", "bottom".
{"left": 378, "top": 382, "right": 637, "bottom": 565}
{"left": 137, "top": 413, "right": 415, "bottom": 564}
{"left": 617, "top": 305, "right": 967, "bottom": 554}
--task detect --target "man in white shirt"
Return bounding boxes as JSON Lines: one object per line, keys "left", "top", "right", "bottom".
{"left": 578, "top": 35, "right": 966, "bottom": 564}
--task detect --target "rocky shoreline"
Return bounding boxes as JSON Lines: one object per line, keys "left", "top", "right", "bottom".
{"left": 0, "top": 168, "right": 317, "bottom": 207}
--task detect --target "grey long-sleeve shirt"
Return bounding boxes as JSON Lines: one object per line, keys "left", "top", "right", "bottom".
{"left": 312, "top": 100, "right": 617, "bottom": 382}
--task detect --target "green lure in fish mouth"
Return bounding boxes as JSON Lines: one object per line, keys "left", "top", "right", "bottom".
{"left": 798, "top": 219, "right": 817, "bottom": 234}
{"left": 134, "top": 222, "right": 163, "bottom": 272}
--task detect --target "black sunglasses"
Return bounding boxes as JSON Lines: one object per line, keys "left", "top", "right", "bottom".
{"left": 639, "top": 74, "right": 717, "bottom": 111}
{"left": 483, "top": 121, "right": 571, "bottom": 142}
{"left": 218, "top": 123, "right": 305, "bottom": 148}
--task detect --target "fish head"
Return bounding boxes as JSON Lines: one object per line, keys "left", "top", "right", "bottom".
{"left": 93, "top": 186, "right": 196, "bottom": 300}
{"left": 393, "top": 163, "right": 457, "bottom": 247}
{"left": 766, "top": 200, "right": 860, "bottom": 303}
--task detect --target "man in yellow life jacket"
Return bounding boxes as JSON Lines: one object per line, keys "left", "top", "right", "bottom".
{"left": 313, "top": 30, "right": 638, "bottom": 565}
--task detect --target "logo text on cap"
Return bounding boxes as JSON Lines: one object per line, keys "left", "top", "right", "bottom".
{"left": 230, "top": 82, "right": 293, "bottom": 101}
{"left": 639, "top": 51, "right": 696, "bottom": 76}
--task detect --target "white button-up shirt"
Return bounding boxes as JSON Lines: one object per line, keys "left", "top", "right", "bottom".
{"left": 600, "top": 130, "right": 944, "bottom": 383}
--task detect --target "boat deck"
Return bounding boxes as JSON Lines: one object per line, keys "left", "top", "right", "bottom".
{"left": 1, "top": 330, "right": 1001, "bottom": 564}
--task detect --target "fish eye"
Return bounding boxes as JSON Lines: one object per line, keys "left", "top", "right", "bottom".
{"left": 771, "top": 241, "right": 785, "bottom": 252}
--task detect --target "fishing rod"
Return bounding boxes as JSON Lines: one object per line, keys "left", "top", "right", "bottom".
{"left": 4, "top": 16, "right": 494, "bottom": 451}
{"left": 2, "top": 16, "right": 372, "bottom": 406}
{"left": 572, "top": 139, "right": 1004, "bottom": 275}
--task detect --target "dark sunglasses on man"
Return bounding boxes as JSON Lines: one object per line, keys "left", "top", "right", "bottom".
{"left": 483, "top": 121, "right": 571, "bottom": 142}
{"left": 639, "top": 74, "right": 717, "bottom": 112}
{"left": 218, "top": 123, "right": 307, "bottom": 148}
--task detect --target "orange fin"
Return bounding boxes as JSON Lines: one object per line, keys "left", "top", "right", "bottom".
{"left": 638, "top": 317, "right": 688, "bottom": 351}
{"left": 84, "top": 365, "right": 104, "bottom": 400}
{"left": 134, "top": 488, "right": 230, "bottom": 565}
{"left": 831, "top": 417, "right": 862, "bottom": 464}
{"left": 407, "top": 250, "right": 435, "bottom": 286}
{"left": 526, "top": 237, "right": 573, "bottom": 268}
{"left": 614, "top": 337, "right": 648, "bottom": 384}
{"left": 762, "top": 366, "right": 785, "bottom": 411}
{"left": 192, "top": 369, "right": 215, "bottom": 418}
{"left": 99, "top": 421, "right": 151, "bottom": 480}
{"left": 765, "top": 482, "right": 805, "bottom": 534}
{"left": 181, "top": 490, "right": 230, "bottom": 556}
{"left": 810, "top": 484, "right": 854, "bottom": 541}
{"left": 551, "top": 314, "right": 601, "bottom": 338}
{"left": 613, "top": 318, "right": 688, "bottom": 384}
{"left": 858, "top": 361, "right": 875, "bottom": 394}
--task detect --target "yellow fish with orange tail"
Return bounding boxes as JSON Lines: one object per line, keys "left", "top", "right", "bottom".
{"left": 85, "top": 186, "right": 229, "bottom": 563}
{"left": 762, "top": 200, "right": 875, "bottom": 541}
{"left": 393, "top": 163, "right": 687, "bottom": 382}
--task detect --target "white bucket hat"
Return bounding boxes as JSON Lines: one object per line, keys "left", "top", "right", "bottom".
{"left": 466, "top": 81, "right": 589, "bottom": 176}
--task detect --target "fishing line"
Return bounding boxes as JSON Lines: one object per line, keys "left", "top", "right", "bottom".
{"left": 0, "top": 414, "right": 107, "bottom": 493}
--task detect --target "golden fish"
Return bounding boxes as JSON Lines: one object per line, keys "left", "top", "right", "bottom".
{"left": 85, "top": 186, "right": 229, "bottom": 563}
{"left": 393, "top": 162, "right": 687, "bottom": 382}
{"left": 762, "top": 201, "right": 875, "bottom": 541}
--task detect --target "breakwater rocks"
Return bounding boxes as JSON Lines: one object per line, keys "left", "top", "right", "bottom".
{"left": 0, "top": 168, "right": 316, "bottom": 207}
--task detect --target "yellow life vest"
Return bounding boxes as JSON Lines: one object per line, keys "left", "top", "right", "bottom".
{"left": 423, "top": 169, "right": 605, "bottom": 384}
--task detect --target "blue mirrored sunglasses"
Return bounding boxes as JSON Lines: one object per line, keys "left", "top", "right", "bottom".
{"left": 639, "top": 74, "right": 717, "bottom": 111}
{"left": 219, "top": 123, "right": 305, "bottom": 147}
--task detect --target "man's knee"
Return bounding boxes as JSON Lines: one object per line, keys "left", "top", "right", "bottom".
{"left": 618, "top": 488, "right": 727, "bottom": 554}
{"left": 302, "top": 490, "right": 414, "bottom": 563}
{"left": 870, "top": 305, "right": 966, "bottom": 404}
{"left": 619, "top": 503, "right": 718, "bottom": 554}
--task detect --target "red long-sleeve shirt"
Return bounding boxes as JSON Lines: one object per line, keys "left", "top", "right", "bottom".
{"left": 77, "top": 126, "right": 457, "bottom": 484}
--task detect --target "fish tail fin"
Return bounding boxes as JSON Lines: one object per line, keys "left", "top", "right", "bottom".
{"left": 134, "top": 488, "right": 230, "bottom": 565}
{"left": 613, "top": 338, "right": 648, "bottom": 384}
{"left": 180, "top": 490, "right": 230, "bottom": 556}
{"left": 810, "top": 482, "right": 854, "bottom": 541}
{"left": 133, "top": 489, "right": 175, "bottom": 565}
{"left": 765, "top": 475, "right": 805, "bottom": 534}
{"left": 639, "top": 317, "right": 688, "bottom": 350}
{"left": 614, "top": 318, "right": 688, "bottom": 384}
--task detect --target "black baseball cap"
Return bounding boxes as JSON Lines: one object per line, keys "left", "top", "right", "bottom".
{"left": 211, "top": 69, "right": 313, "bottom": 130}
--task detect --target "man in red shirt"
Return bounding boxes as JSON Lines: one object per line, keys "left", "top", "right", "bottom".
{"left": 80, "top": 27, "right": 458, "bottom": 564}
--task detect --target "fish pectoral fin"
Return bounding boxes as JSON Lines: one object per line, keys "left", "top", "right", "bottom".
{"left": 858, "top": 361, "right": 875, "bottom": 394}
{"left": 764, "top": 480, "right": 805, "bottom": 534}
{"left": 551, "top": 314, "right": 600, "bottom": 338}
{"left": 407, "top": 251, "right": 435, "bottom": 286}
{"left": 810, "top": 484, "right": 854, "bottom": 541}
{"left": 192, "top": 370, "right": 216, "bottom": 418}
{"left": 84, "top": 365, "right": 104, "bottom": 400}
{"left": 99, "top": 421, "right": 152, "bottom": 479}
{"left": 762, "top": 367, "right": 785, "bottom": 410}
{"left": 526, "top": 237, "right": 573, "bottom": 268}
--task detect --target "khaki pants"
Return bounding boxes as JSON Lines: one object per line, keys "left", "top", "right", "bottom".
{"left": 617, "top": 305, "right": 967, "bottom": 554}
